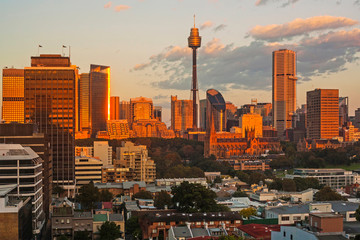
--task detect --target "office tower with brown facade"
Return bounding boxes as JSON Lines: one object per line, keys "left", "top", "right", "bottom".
{"left": 171, "top": 95, "right": 193, "bottom": 132}
{"left": 153, "top": 106, "right": 162, "bottom": 122}
{"left": 79, "top": 73, "right": 90, "bottom": 132}
{"left": 119, "top": 100, "right": 131, "bottom": 122}
{"left": 272, "top": 49, "right": 297, "bottom": 138}
{"left": 307, "top": 89, "right": 339, "bottom": 139}
{"left": 130, "top": 96, "right": 153, "bottom": 122}
{"left": 24, "top": 54, "right": 76, "bottom": 187}
{"left": 206, "top": 89, "right": 226, "bottom": 133}
{"left": 2, "top": 68, "right": 24, "bottom": 123}
{"left": 339, "top": 97, "right": 349, "bottom": 127}
{"left": 90, "top": 64, "right": 110, "bottom": 136}
{"left": 110, "top": 96, "right": 120, "bottom": 120}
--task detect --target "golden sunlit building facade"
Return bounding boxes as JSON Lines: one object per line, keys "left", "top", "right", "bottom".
{"left": 239, "top": 107, "right": 263, "bottom": 138}
{"left": 107, "top": 119, "right": 130, "bottom": 139}
{"left": 2, "top": 68, "right": 24, "bottom": 123}
{"left": 272, "top": 49, "right": 297, "bottom": 137}
{"left": 307, "top": 89, "right": 339, "bottom": 139}
{"left": 130, "top": 96, "right": 153, "bottom": 122}
{"left": 119, "top": 100, "right": 131, "bottom": 123}
{"left": 110, "top": 96, "right": 120, "bottom": 120}
{"left": 171, "top": 95, "right": 193, "bottom": 133}
{"left": 79, "top": 73, "right": 90, "bottom": 133}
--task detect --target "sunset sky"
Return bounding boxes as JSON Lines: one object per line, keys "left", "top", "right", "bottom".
{"left": 1, "top": 0, "right": 360, "bottom": 125}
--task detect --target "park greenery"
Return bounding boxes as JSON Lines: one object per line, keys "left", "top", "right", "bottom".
{"left": 76, "top": 182, "right": 113, "bottom": 210}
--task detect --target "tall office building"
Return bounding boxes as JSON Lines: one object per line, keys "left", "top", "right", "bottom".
{"left": 110, "top": 96, "right": 120, "bottom": 120}
{"left": 171, "top": 95, "right": 193, "bottom": 132}
{"left": 272, "top": 49, "right": 297, "bottom": 137}
{"left": 307, "top": 89, "right": 339, "bottom": 139}
{"left": 153, "top": 106, "right": 162, "bottom": 122}
{"left": 2, "top": 68, "right": 24, "bottom": 123}
{"left": 79, "top": 73, "right": 90, "bottom": 132}
{"left": 206, "top": 89, "right": 226, "bottom": 133}
{"left": 355, "top": 108, "right": 360, "bottom": 129}
{"left": 119, "top": 100, "right": 131, "bottom": 123}
{"left": 339, "top": 97, "right": 349, "bottom": 127}
{"left": 199, "top": 99, "right": 207, "bottom": 130}
{"left": 24, "top": 54, "right": 76, "bottom": 187}
{"left": 130, "top": 96, "right": 153, "bottom": 122}
{"left": 90, "top": 64, "right": 110, "bottom": 136}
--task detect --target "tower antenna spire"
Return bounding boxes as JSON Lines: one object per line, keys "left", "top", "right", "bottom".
{"left": 194, "top": 14, "right": 196, "bottom": 28}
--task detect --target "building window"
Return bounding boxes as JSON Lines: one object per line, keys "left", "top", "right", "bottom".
{"left": 281, "top": 216, "right": 290, "bottom": 221}
{"left": 61, "top": 219, "right": 64, "bottom": 224}
{"left": 283, "top": 231, "right": 286, "bottom": 237}
{"left": 210, "top": 221, "right": 214, "bottom": 225}
{"left": 152, "top": 229, "right": 157, "bottom": 233}
{"left": 196, "top": 222, "right": 201, "bottom": 225}
{"left": 291, "top": 234, "right": 293, "bottom": 240}
{"left": 350, "top": 213, "right": 356, "bottom": 218}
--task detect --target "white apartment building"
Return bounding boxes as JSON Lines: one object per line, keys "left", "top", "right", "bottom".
{"left": 75, "top": 156, "right": 103, "bottom": 187}
{"left": 75, "top": 141, "right": 112, "bottom": 166}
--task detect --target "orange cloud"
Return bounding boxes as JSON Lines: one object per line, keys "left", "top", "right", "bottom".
{"left": 104, "top": 2, "right": 112, "bottom": 8}
{"left": 200, "top": 21, "right": 214, "bottom": 30}
{"left": 301, "top": 28, "right": 360, "bottom": 47}
{"left": 249, "top": 16, "right": 358, "bottom": 41}
{"left": 115, "top": 5, "right": 131, "bottom": 12}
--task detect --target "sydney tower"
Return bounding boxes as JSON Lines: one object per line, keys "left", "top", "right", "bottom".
{"left": 188, "top": 16, "right": 202, "bottom": 129}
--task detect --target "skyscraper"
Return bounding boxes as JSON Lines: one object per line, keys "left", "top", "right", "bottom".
{"left": 130, "top": 96, "right": 153, "bottom": 122}
{"left": 119, "top": 100, "right": 131, "bottom": 123}
{"left": 339, "top": 97, "right": 349, "bottom": 127}
{"left": 199, "top": 99, "right": 207, "bottom": 130}
{"left": 153, "top": 106, "right": 162, "bottom": 122}
{"left": 171, "top": 95, "right": 193, "bottom": 132}
{"left": 2, "top": 68, "right": 24, "bottom": 123}
{"left": 188, "top": 16, "right": 201, "bottom": 129}
{"left": 79, "top": 73, "right": 90, "bottom": 132}
{"left": 90, "top": 64, "right": 110, "bottom": 137}
{"left": 206, "top": 89, "right": 226, "bottom": 133}
{"left": 272, "top": 49, "right": 297, "bottom": 138}
{"left": 24, "top": 54, "right": 76, "bottom": 187}
{"left": 110, "top": 96, "right": 120, "bottom": 120}
{"left": 307, "top": 89, "right": 339, "bottom": 139}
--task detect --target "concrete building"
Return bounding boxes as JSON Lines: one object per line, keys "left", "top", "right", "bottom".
{"left": 286, "top": 168, "right": 356, "bottom": 189}
{"left": 206, "top": 89, "right": 226, "bottom": 132}
{"left": 115, "top": 141, "right": 156, "bottom": 183}
{"left": 51, "top": 200, "right": 74, "bottom": 239}
{"left": 0, "top": 184, "right": 32, "bottom": 240}
{"left": 73, "top": 212, "right": 93, "bottom": 237}
{"left": 199, "top": 99, "right": 207, "bottom": 130}
{"left": 130, "top": 96, "right": 153, "bottom": 122}
{"left": 239, "top": 106, "right": 263, "bottom": 138}
{"left": 339, "top": 97, "right": 349, "bottom": 127}
{"left": 2, "top": 68, "right": 24, "bottom": 123}
{"left": 90, "top": 65, "right": 110, "bottom": 137}
{"left": 101, "top": 166, "right": 134, "bottom": 183}
{"left": 131, "top": 119, "right": 175, "bottom": 138}
{"left": 171, "top": 95, "right": 193, "bottom": 133}
{"left": 272, "top": 49, "right": 297, "bottom": 138}
{"left": 0, "top": 144, "right": 45, "bottom": 236}
{"left": 355, "top": 108, "right": 360, "bottom": 129}
{"left": 155, "top": 178, "right": 207, "bottom": 187}
{"left": 119, "top": 100, "right": 131, "bottom": 123}
{"left": 94, "top": 141, "right": 112, "bottom": 166}
{"left": 79, "top": 73, "right": 90, "bottom": 133}
{"left": 153, "top": 106, "right": 162, "bottom": 122}
{"left": 25, "top": 54, "right": 76, "bottom": 188}
{"left": 110, "top": 96, "right": 120, "bottom": 120}
{"left": 307, "top": 89, "right": 339, "bottom": 139}
{"left": 250, "top": 188, "right": 314, "bottom": 202}
{"left": 75, "top": 156, "right": 103, "bottom": 187}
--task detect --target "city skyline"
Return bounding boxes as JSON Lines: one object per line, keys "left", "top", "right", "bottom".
{"left": 1, "top": 0, "right": 360, "bottom": 125}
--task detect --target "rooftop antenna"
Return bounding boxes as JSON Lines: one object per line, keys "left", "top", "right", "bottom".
{"left": 194, "top": 14, "right": 196, "bottom": 28}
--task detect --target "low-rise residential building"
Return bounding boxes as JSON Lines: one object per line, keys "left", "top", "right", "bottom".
{"left": 265, "top": 201, "right": 359, "bottom": 224}
{"left": 220, "top": 158, "right": 271, "bottom": 171}
{"left": 236, "top": 224, "right": 281, "bottom": 240}
{"left": 250, "top": 188, "right": 314, "bottom": 203}
{"left": 155, "top": 178, "right": 207, "bottom": 187}
{"left": 168, "top": 225, "right": 227, "bottom": 240}
{"left": 204, "top": 172, "right": 221, "bottom": 182}
{"left": 51, "top": 200, "right": 74, "bottom": 239}
{"left": 0, "top": 184, "right": 32, "bottom": 240}
{"left": 73, "top": 211, "right": 93, "bottom": 235}
{"left": 101, "top": 166, "right": 134, "bottom": 183}
{"left": 75, "top": 156, "right": 103, "bottom": 187}
{"left": 95, "top": 182, "right": 147, "bottom": 197}
{"left": 286, "top": 168, "right": 357, "bottom": 189}
{"left": 139, "top": 212, "right": 242, "bottom": 239}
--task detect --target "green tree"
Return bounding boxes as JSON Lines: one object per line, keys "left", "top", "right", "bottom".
{"left": 293, "top": 177, "right": 320, "bottom": 191}
{"left": 125, "top": 216, "right": 142, "bottom": 240}
{"left": 232, "top": 191, "right": 248, "bottom": 197}
{"left": 164, "top": 165, "right": 204, "bottom": 178}
{"left": 236, "top": 171, "right": 250, "bottom": 183}
{"left": 219, "top": 236, "right": 244, "bottom": 240}
{"left": 355, "top": 205, "right": 360, "bottom": 222}
{"left": 269, "top": 178, "right": 283, "bottom": 190}
{"left": 315, "top": 186, "right": 343, "bottom": 201}
{"left": 172, "top": 181, "right": 228, "bottom": 213}
{"left": 74, "top": 231, "right": 91, "bottom": 240}
{"left": 239, "top": 207, "right": 257, "bottom": 219}
{"left": 248, "top": 172, "right": 266, "bottom": 185}
{"left": 53, "top": 184, "right": 65, "bottom": 196}
{"left": 214, "top": 176, "right": 222, "bottom": 183}
{"left": 98, "top": 221, "right": 122, "bottom": 240}
{"left": 133, "top": 190, "right": 153, "bottom": 200}
{"left": 100, "top": 189, "right": 113, "bottom": 202}
{"left": 76, "top": 182, "right": 100, "bottom": 210}
{"left": 58, "top": 236, "right": 69, "bottom": 240}
{"left": 154, "top": 190, "right": 172, "bottom": 209}
{"left": 282, "top": 179, "right": 296, "bottom": 192}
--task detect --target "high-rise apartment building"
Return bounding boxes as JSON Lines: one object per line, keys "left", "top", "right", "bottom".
{"left": 2, "top": 68, "right": 24, "bottom": 123}
{"left": 130, "top": 96, "right": 153, "bottom": 122}
{"left": 90, "top": 64, "right": 110, "bottom": 136}
{"left": 307, "top": 89, "right": 339, "bottom": 139}
{"left": 24, "top": 54, "right": 76, "bottom": 188}
{"left": 75, "top": 156, "right": 103, "bottom": 187}
{"left": 94, "top": 141, "right": 112, "bottom": 166}
{"left": 110, "top": 96, "right": 120, "bottom": 120}
{"left": 79, "top": 73, "right": 90, "bottom": 132}
{"left": 0, "top": 144, "right": 44, "bottom": 236}
{"left": 272, "top": 49, "right": 297, "bottom": 137}
{"left": 171, "top": 95, "right": 193, "bottom": 132}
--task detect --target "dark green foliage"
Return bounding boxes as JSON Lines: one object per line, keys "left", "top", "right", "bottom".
{"left": 154, "top": 190, "right": 172, "bottom": 209}
{"left": 248, "top": 172, "right": 266, "bottom": 185}
{"left": 172, "top": 181, "right": 229, "bottom": 213}
{"left": 270, "top": 155, "right": 293, "bottom": 169}
{"left": 293, "top": 177, "right": 321, "bottom": 191}
{"left": 126, "top": 216, "right": 142, "bottom": 240}
{"left": 74, "top": 231, "right": 91, "bottom": 240}
{"left": 133, "top": 190, "right": 153, "bottom": 200}
{"left": 58, "top": 236, "right": 69, "bottom": 240}
{"left": 53, "top": 185, "right": 65, "bottom": 196}
{"left": 100, "top": 190, "right": 113, "bottom": 202}
{"left": 98, "top": 221, "right": 122, "bottom": 240}
{"left": 164, "top": 165, "right": 204, "bottom": 178}
{"left": 232, "top": 191, "right": 248, "bottom": 197}
{"left": 76, "top": 182, "right": 100, "bottom": 210}
{"left": 315, "top": 186, "right": 344, "bottom": 201}
{"left": 269, "top": 178, "right": 283, "bottom": 190}
{"left": 281, "top": 179, "right": 296, "bottom": 192}
{"left": 214, "top": 176, "right": 222, "bottom": 183}
{"left": 236, "top": 171, "right": 250, "bottom": 183}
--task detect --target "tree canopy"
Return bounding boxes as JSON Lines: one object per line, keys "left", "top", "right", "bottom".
{"left": 98, "top": 221, "right": 122, "bottom": 240}
{"left": 133, "top": 190, "right": 153, "bottom": 200}
{"left": 154, "top": 190, "right": 172, "bottom": 209}
{"left": 76, "top": 182, "right": 100, "bottom": 210}
{"left": 314, "top": 186, "right": 344, "bottom": 201}
{"left": 239, "top": 207, "right": 257, "bottom": 219}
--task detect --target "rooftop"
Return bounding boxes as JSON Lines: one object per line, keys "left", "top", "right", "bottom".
{"left": 238, "top": 224, "right": 281, "bottom": 240}
{"left": 0, "top": 184, "right": 17, "bottom": 197}
{"left": 143, "top": 211, "right": 242, "bottom": 223}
